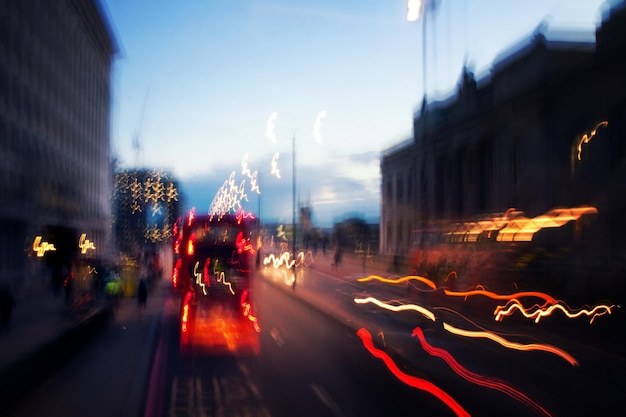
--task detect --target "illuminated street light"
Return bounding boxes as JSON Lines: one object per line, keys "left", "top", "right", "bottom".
{"left": 267, "top": 111, "right": 327, "bottom": 289}
{"left": 406, "top": 0, "right": 422, "bottom": 22}
{"left": 407, "top": 0, "right": 428, "bottom": 104}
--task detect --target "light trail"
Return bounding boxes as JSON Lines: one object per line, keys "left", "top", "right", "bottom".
{"left": 213, "top": 259, "right": 235, "bottom": 295}
{"left": 208, "top": 171, "right": 249, "bottom": 218}
{"left": 250, "top": 171, "right": 260, "bottom": 194}
{"left": 356, "top": 328, "right": 470, "bottom": 417}
{"left": 32, "top": 236, "right": 56, "bottom": 257}
{"left": 241, "top": 154, "right": 266, "bottom": 194}
{"left": 353, "top": 296, "right": 436, "bottom": 322}
{"left": 577, "top": 120, "right": 608, "bottom": 160}
{"left": 270, "top": 152, "right": 281, "bottom": 178}
{"left": 266, "top": 112, "right": 278, "bottom": 143}
{"left": 263, "top": 252, "right": 295, "bottom": 269}
{"left": 193, "top": 261, "right": 207, "bottom": 295}
{"left": 241, "top": 290, "right": 260, "bottom": 333}
{"left": 236, "top": 231, "right": 256, "bottom": 254}
{"left": 407, "top": 0, "right": 423, "bottom": 21}
{"left": 296, "top": 250, "right": 317, "bottom": 267}
{"left": 181, "top": 291, "right": 192, "bottom": 333}
{"left": 412, "top": 327, "right": 552, "bottom": 417}
{"left": 312, "top": 110, "right": 327, "bottom": 143}
{"left": 496, "top": 206, "right": 598, "bottom": 242}
{"left": 235, "top": 207, "right": 255, "bottom": 224}
{"left": 357, "top": 274, "right": 557, "bottom": 307}
{"left": 443, "top": 288, "right": 556, "bottom": 306}
{"left": 357, "top": 274, "right": 437, "bottom": 290}
{"left": 494, "top": 299, "right": 617, "bottom": 324}
{"left": 263, "top": 251, "right": 317, "bottom": 269}
{"left": 241, "top": 153, "right": 252, "bottom": 178}
{"left": 78, "top": 233, "right": 96, "bottom": 254}
{"left": 442, "top": 322, "right": 578, "bottom": 366}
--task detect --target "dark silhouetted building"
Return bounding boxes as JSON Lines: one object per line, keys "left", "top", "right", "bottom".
{"left": 381, "top": 2, "right": 626, "bottom": 284}
{"left": 0, "top": 0, "right": 116, "bottom": 295}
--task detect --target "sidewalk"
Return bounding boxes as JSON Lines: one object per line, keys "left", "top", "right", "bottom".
{"left": 0, "top": 287, "right": 112, "bottom": 410}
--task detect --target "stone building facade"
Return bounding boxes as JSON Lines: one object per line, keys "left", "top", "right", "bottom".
{"left": 381, "top": 2, "right": 626, "bottom": 278}
{"left": 0, "top": 0, "right": 116, "bottom": 293}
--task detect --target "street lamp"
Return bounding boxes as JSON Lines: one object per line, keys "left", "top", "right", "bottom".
{"left": 407, "top": 0, "right": 428, "bottom": 105}
{"left": 266, "top": 111, "right": 327, "bottom": 288}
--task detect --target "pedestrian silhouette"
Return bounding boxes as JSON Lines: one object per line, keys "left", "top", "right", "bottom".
{"left": 137, "top": 278, "right": 148, "bottom": 317}
{"left": 332, "top": 246, "right": 342, "bottom": 269}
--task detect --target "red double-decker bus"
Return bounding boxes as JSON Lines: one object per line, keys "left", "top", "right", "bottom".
{"left": 176, "top": 210, "right": 260, "bottom": 355}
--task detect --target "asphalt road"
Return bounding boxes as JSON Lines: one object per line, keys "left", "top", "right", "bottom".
{"left": 6, "top": 261, "right": 626, "bottom": 417}
{"left": 147, "top": 276, "right": 458, "bottom": 417}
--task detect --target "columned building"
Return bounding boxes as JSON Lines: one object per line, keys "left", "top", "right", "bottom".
{"left": 0, "top": 0, "right": 116, "bottom": 294}
{"left": 381, "top": 2, "right": 626, "bottom": 278}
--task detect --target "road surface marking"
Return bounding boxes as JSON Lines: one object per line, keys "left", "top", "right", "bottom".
{"left": 270, "top": 327, "right": 284, "bottom": 347}
{"left": 310, "top": 382, "right": 346, "bottom": 417}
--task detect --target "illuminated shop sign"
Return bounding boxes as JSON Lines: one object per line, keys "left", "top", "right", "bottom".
{"left": 33, "top": 236, "right": 56, "bottom": 257}
{"left": 78, "top": 233, "right": 96, "bottom": 254}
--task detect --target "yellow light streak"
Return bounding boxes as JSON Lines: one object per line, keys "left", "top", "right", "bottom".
{"left": 357, "top": 274, "right": 436, "bottom": 290}
{"left": 263, "top": 251, "right": 316, "bottom": 269}
{"left": 32, "top": 236, "right": 56, "bottom": 257}
{"left": 353, "top": 296, "right": 436, "bottom": 322}
{"left": 496, "top": 206, "right": 597, "bottom": 242}
{"left": 442, "top": 322, "right": 578, "bottom": 366}
{"left": 264, "top": 252, "right": 296, "bottom": 269}
{"left": 166, "top": 181, "right": 178, "bottom": 202}
{"left": 444, "top": 288, "right": 556, "bottom": 306}
{"left": 193, "top": 261, "right": 207, "bottom": 296}
{"left": 577, "top": 120, "right": 608, "bottom": 160}
{"left": 213, "top": 259, "right": 236, "bottom": 295}
{"left": 78, "top": 233, "right": 96, "bottom": 254}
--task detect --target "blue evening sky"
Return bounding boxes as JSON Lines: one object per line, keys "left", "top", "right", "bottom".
{"left": 102, "top": 0, "right": 607, "bottom": 227}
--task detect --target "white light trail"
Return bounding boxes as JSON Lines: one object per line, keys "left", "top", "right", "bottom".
{"left": 312, "top": 110, "right": 327, "bottom": 143}
{"left": 266, "top": 112, "right": 278, "bottom": 143}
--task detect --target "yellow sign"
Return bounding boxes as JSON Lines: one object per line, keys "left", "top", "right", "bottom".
{"left": 33, "top": 236, "right": 56, "bottom": 257}
{"left": 79, "top": 233, "right": 96, "bottom": 254}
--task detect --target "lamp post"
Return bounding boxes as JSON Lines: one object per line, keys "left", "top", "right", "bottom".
{"left": 266, "top": 111, "right": 326, "bottom": 289}
{"left": 292, "top": 132, "right": 297, "bottom": 287}
{"left": 407, "top": 0, "right": 428, "bottom": 104}
{"left": 244, "top": 152, "right": 281, "bottom": 266}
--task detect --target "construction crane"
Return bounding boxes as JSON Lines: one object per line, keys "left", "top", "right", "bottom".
{"left": 132, "top": 86, "right": 150, "bottom": 167}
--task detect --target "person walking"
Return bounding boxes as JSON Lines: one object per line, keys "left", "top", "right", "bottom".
{"left": 137, "top": 277, "right": 148, "bottom": 318}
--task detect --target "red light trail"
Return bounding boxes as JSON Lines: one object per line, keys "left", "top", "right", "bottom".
{"left": 357, "top": 328, "right": 470, "bottom": 417}
{"left": 412, "top": 327, "right": 552, "bottom": 417}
